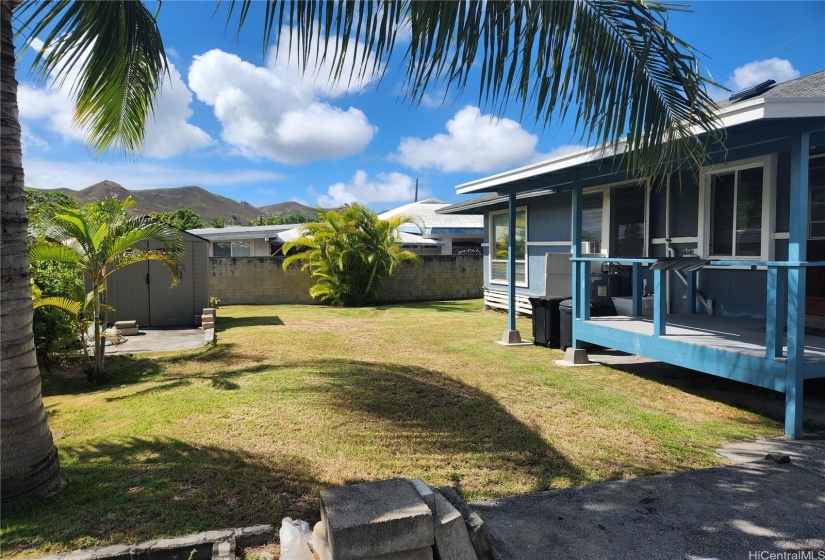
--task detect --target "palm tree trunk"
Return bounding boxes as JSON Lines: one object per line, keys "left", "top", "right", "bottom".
{"left": 1, "top": 0, "right": 66, "bottom": 506}
{"left": 92, "top": 284, "right": 103, "bottom": 383}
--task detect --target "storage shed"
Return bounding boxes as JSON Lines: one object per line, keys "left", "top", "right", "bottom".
{"left": 106, "top": 230, "right": 210, "bottom": 327}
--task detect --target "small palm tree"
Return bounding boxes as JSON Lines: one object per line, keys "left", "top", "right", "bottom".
{"left": 282, "top": 204, "right": 421, "bottom": 306}
{"left": 30, "top": 196, "right": 183, "bottom": 385}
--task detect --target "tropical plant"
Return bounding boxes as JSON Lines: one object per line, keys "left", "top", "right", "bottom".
{"left": 150, "top": 208, "right": 205, "bottom": 230}
{"left": 31, "top": 282, "right": 94, "bottom": 369}
{"left": 3, "top": 0, "right": 719, "bottom": 505}
{"left": 252, "top": 213, "right": 317, "bottom": 226}
{"left": 282, "top": 204, "right": 421, "bottom": 306}
{"left": 30, "top": 196, "right": 183, "bottom": 385}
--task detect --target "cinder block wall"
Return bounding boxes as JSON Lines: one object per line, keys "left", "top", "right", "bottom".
{"left": 209, "top": 255, "right": 482, "bottom": 305}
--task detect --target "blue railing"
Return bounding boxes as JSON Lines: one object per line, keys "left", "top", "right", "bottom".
{"left": 570, "top": 257, "right": 825, "bottom": 359}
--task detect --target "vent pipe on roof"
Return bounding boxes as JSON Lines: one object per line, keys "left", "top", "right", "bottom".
{"left": 414, "top": 178, "right": 419, "bottom": 202}
{"left": 728, "top": 79, "right": 776, "bottom": 103}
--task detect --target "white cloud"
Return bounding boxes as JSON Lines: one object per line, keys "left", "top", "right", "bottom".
{"left": 393, "top": 106, "right": 541, "bottom": 173}
{"left": 314, "top": 170, "right": 417, "bottom": 207}
{"left": 188, "top": 49, "right": 376, "bottom": 164}
{"left": 531, "top": 144, "right": 587, "bottom": 164}
{"left": 18, "top": 82, "right": 79, "bottom": 143}
{"left": 728, "top": 58, "right": 800, "bottom": 91}
{"left": 23, "top": 158, "right": 283, "bottom": 191}
{"left": 17, "top": 43, "right": 211, "bottom": 159}
{"left": 268, "top": 25, "right": 381, "bottom": 98}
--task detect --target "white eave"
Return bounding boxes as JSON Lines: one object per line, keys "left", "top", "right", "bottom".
{"left": 456, "top": 95, "right": 825, "bottom": 196}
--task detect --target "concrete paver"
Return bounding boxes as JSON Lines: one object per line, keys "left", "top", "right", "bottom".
{"left": 470, "top": 436, "right": 825, "bottom": 560}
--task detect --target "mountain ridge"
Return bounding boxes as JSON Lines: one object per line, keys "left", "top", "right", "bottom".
{"left": 35, "top": 181, "right": 319, "bottom": 224}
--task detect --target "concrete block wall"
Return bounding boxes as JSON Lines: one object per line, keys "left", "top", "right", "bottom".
{"left": 380, "top": 256, "right": 482, "bottom": 302}
{"left": 210, "top": 257, "right": 316, "bottom": 305}
{"left": 209, "top": 256, "right": 482, "bottom": 305}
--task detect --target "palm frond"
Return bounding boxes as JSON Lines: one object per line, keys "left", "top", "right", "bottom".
{"left": 17, "top": 0, "right": 168, "bottom": 157}
{"left": 223, "top": 0, "right": 718, "bottom": 177}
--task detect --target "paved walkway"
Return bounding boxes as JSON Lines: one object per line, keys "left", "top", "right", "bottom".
{"left": 471, "top": 435, "right": 825, "bottom": 560}
{"left": 104, "top": 327, "right": 208, "bottom": 354}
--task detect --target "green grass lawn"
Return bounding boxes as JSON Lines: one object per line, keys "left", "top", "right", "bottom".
{"left": 2, "top": 300, "right": 783, "bottom": 557}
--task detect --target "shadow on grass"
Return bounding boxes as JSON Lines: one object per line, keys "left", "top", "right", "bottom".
{"left": 216, "top": 315, "right": 285, "bottom": 330}
{"left": 372, "top": 300, "right": 481, "bottom": 313}
{"left": 282, "top": 358, "right": 585, "bottom": 492}
{"left": 42, "top": 345, "right": 269, "bottom": 398}
{"left": 0, "top": 437, "right": 321, "bottom": 556}
{"left": 603, "top": 358, "right": 825, "bottom": 430}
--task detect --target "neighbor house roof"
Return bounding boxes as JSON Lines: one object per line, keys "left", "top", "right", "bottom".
{"left": 377, "top": 198, "right": 483, "bottom": 234}
{"left": 452, "top": 70, "right": 825, "bottom": 198}
{"left": 276, "top": 226, "right": 441, "bottom": 246}
{"left": 187, "top": 224, "right": 297, "bottom": 241}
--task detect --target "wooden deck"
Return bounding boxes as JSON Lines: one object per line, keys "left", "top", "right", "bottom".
{"left": 585, "top": 313, "right": 825, "bottom": 365}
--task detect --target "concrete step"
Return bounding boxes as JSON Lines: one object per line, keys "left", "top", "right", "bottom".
{"left": 319, "top": 478, "right": 433, "bottom": 560}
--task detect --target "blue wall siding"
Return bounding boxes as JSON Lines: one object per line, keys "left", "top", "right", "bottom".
{"left": 480, "top": 148, "right": 796, "bottom": 318}
{"left": 484, "top": 193, "right": 574, "bottom": 296}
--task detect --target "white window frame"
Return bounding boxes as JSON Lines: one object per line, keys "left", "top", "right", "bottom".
{"left": 489, "top": 206, "right": 528, "bottom": 287}
{"left": 698, "top": 155, "right": 776, "bottom": 261}
{"left": 579, "top": 180, "right": 650, "bottom": 258}
{"left": 213, "top": 240, "right": 252, "bottom": 257}
{"left": 809, "top": 154, "right": 825, "bottom": 240}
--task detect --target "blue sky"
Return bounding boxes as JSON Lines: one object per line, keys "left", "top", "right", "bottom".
{"left": 15, "top": 1, "right": 825, "bottom": 212}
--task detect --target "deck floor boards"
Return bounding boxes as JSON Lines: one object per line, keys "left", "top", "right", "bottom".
{"left": 586, "top": 314, "right": 825, "bottom": 363}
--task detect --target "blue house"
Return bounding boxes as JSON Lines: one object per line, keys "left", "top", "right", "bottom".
{"left": 441, "top": 70, "right": 825, "bottom": 439}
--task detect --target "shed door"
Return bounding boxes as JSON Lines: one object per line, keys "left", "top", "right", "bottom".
{"left": 106, "top": 260, "right": 150, "bottom": 326}
{"left": 148, "top": 241, "right": 194, "bottom": 327}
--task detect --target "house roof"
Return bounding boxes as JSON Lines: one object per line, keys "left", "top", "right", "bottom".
{"left": 452, "top": 70, "right": 825, "bottom": 198}
{"left": 378, "top": 198, "right": 483, "bottom": 234}
{"left": 439, "top": 189, "right": 555, "bottom": 215}
{"left": 276, "top": 226, "right": 441, "bottom": 246}
{"left": 187, "top": 224, "right": 297, "bottom": 241}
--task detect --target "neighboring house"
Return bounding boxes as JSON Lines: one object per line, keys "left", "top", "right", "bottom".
{"left": 106, "top": 230, "right": 210, "bottom": 327}
{"left": 274, "top": 198, "right": 484, "bottom": 256}
{"left": 441, "top": 70, "right": 825, "bottom": 439}
{"left": 188, "top": 225, "right": 298, "bottom": 257}
{"left": 378, "top": 198, "right": 484, "bottom": 255}
{"left": 276, "top": 224, "right": 445, "bottom": 254}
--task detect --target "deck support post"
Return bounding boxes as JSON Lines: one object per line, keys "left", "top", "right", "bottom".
{"left": 653, "top": 269, "right": 666, "bottom": 336}
{"left": 785, "top": 131, "right": 809, "bottom": 439}
{"left": 632, "top": 262, "right": 642, "bottom": 316}
{"left": 500, "top": 192, "right": 523, "bottom": 344}
{"left": 572, "top": 188, "right": 584, "bottom": 348}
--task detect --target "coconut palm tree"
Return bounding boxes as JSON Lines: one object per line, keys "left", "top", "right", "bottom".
{"left": 282, "top": 204, "right": 421, "bottom": 306}
{"left": 30, "top": 196, "right": 184, "bottom": 385}
{"left": 1, "top": 0, "right": 168, "bottom": 506}
{"left": 2, "top": 0, "right": 719, "bottom": 505}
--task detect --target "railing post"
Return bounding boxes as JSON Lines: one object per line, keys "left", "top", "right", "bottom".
{"left": 653, "top": 269, "right": 666, "bottom": 336}
{"left": 765, "top": 266, "right": 785, "bottom": 359}
{"left": 580, "top": 261, "right": 591, "bottom": 321}
{"left": 632, "top": 262, "right": 642, "bottom": 316}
